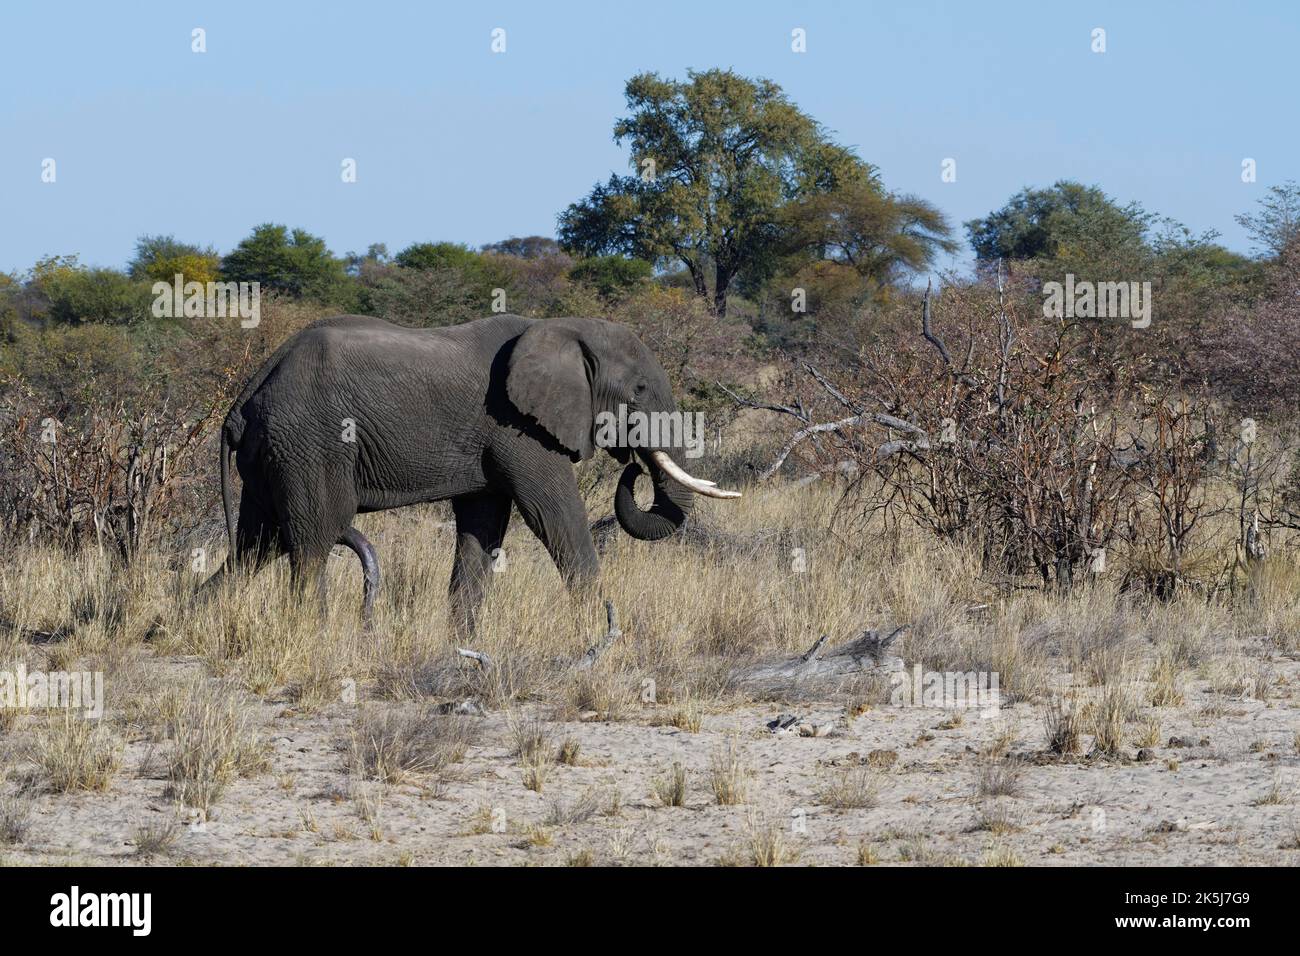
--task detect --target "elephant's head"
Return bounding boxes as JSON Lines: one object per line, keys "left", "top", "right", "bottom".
{"left": 507, "top": 317, "right": 740, "bottom": 540}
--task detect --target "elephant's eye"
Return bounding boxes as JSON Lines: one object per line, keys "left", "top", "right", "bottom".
{"left": 634, "top": 383, "right": 647, "bottom": 396}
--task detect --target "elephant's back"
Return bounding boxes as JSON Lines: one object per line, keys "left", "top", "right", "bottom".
{"left": 226, "top": 313, "right": 534, "bottom": 439}
{"left": 292, "top": 312, "right": 534, "bottom": 356}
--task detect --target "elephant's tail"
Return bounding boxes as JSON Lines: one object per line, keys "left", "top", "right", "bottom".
{"left": 220, "top": 418, "right": 238, "bottom": 559}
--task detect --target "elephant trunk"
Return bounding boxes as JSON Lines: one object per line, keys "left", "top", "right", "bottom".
{"left": 613, "top": 449, "right": 695, "bottom": 541}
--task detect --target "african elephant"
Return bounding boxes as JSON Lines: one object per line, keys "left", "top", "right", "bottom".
{"left": 202, "top": 313, "right": 740, "bottom": 631}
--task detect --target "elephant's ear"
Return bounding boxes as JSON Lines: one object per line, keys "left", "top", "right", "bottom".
{"left": 507, "top": 319, "right": 595, "bottom": 459}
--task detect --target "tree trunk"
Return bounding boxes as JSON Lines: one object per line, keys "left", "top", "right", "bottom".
{"left": 683, "top": 257, "right": 709, "bottom": 303}
{"left": 713, "top": 266, "right": 730, "bottom": 317}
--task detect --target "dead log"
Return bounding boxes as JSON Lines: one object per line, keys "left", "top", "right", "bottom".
{"left": 454, "top": 647, "right": 493, "bottom": 669}
{"left": 730, "top": 625, "right": 908, "bottom": 693}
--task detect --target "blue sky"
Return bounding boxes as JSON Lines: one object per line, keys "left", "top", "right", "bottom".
{"left": 1, "top": 0, "right": 1295, "bottom": 274}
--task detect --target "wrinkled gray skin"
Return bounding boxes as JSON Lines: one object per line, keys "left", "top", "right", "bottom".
{"left": 203, "top": 314, "right": 698, "bottom": 632}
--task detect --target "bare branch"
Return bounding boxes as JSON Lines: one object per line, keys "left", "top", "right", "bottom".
{"left": 715, "top": 381, "right": 809, "bottom": 422}
{"left": 575, "top": 600, "right": 624, "bottom": 670}
{"left": 455, "top": 647, "right": 493, "bottom": 669}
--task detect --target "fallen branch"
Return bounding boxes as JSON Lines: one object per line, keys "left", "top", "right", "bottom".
{"left": 575, "top": 600, "right": 623, "bottom": 671}
{"left": 454, "top": 647, "right": 493, "bottom": 669}
{"left": 730, "top": 625, "right": 908, "bottom": 692}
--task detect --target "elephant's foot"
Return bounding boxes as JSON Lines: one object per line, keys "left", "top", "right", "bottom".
{"left": 338, "top": 526, "right": 381, "bottom": 629}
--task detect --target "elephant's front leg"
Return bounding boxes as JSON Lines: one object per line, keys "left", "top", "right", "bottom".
{"left": 508, "top": 466, "right": 600, "bottom": 590}
{"left": 448, "top": 491, "right": 513, "bottom": 636}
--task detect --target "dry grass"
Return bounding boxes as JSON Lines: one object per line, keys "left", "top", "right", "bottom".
{"left": 975, "top": 752, "right": 1023, "bottom": 798}
{"left": 6, "top": 477, "right": 1296, "bottom": 729}
{"left": 743, "top": 810, "right": 797, "bottom": 867}
{"left": 1253, "top": 774, "right": 1291, "bottom": 807}
{"left": 983, "top": 845, "right": 1023, "bottom": 867}
{"left": 1149, "top": 647, "right": 1187, "bottom": 707}
{"left": 669, "top": 698, "right": 704, "bottom": 733}
{"left": 32, "top": 713, "right": 122, "bottom": 793}
{"left": 0, "top": 794, "right": 33, "bottom": 844}
{"left": 708, "top": 737, "right": 750, "bottom": 806}
{"left": 972, "top": 801, "right": 1021, "bottom": 836}
{"left": 351, "top": 706, "right": 477, "bottom": 785}
{"left": 1042, "top": 694, "right": 1082, "bottom": 755}
{"left": 509, "top": 713, "right": 554, "bottom": 793}
{"left": 818, "top": 765, "right": 883, "bottom": 809}
{"left": 1132, "top": 714, "right": 1163, "bottom": 749}
{"left": 132, "top": 818, "right": 179, "bottom": 858}
{"left": 165, "top": 682, "right": 270, "bottom": 810}
{"left": 545, "top": 789, "right": 603, "bottom": 826}
{"left": 1090, "top": 683, "right": 1132, "bottom": 757}
{"left": 556, "top": 737, "right": 581, "bottom": 766}
{"left": 652, "top": 761, "right": 688, "bottom": 807}
{"left": 3, "top": 475, "right": 1300, "bottom": 866}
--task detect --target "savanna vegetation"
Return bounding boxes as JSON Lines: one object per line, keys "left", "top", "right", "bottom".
{"left": 2, "top": 69, "right": 1298, "bottom": 866}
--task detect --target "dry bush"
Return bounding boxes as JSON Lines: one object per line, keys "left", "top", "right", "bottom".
{"left": 0, "top": 396, "right": 219, "bottom": 564}
{"left": 736, "top": 280, "right": 1286, "bottom": 599}
{"left": 1194, "top": 241, "right": 1300, "bottom": 414}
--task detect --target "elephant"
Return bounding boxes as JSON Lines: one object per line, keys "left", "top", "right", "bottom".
{"left": 201, "top": 312, "right": 741, "bottom": 632}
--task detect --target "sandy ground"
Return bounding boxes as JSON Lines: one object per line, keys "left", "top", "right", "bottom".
{"left": 4, "top": 652, "right": 1298, "bottom": 867}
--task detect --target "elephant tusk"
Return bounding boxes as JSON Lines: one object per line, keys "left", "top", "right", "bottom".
{"left": 649, "top": 451, "right": 742, "bottom": 499}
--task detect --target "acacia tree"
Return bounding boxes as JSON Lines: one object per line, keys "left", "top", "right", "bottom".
{"left": 559, "top": 70, "right": 879, "bottom": 317}
{"left": 964, "top": 181, "right": 1153, "bottom": 269}
{"left": 775, "top": 183, "right": 956, "bottom": 289}
{"left": 1235, "top": 180, "right": 1300, "bottom": 258}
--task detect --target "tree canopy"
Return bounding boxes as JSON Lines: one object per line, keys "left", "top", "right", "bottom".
{"left": 221, "top": 224, "right": 351, "bottom": 301}
{"left": 964, "top": 181, "right": 1153, "bottom": 264}
{"left": 558, "top": 69, "right": 949, "bottom": 317}
{"left": 1235, "top": 180, "right": 1300, "bottom": 258}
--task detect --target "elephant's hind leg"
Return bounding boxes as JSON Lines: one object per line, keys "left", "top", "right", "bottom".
{"left": 449, "top": 492, "right": 513, "bottom": 636}
{"left": 338, "top": 526, "right": 380, "bottom": 627}
{"left": 196, "top": 498, "right": 278, "bottom": 605}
